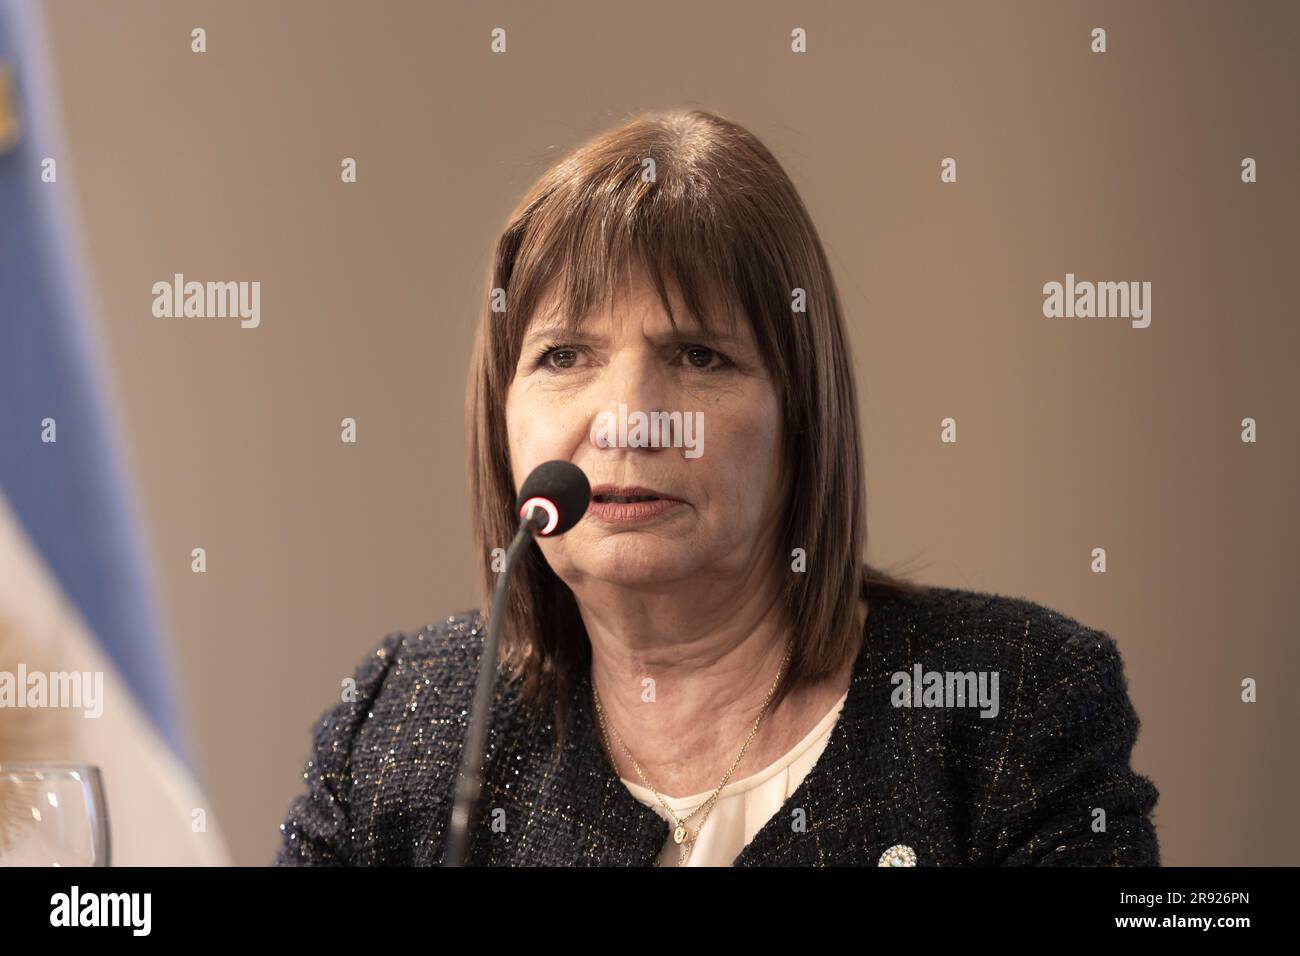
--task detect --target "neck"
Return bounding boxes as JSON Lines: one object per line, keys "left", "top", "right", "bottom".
{"left": 580, "top": 571, "right": 837, "bottom": 800}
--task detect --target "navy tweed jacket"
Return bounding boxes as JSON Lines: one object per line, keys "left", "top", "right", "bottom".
{"left": 274, "top": 584, "right": 1161, "bottom": 866}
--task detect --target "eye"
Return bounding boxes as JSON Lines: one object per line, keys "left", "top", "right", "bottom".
{"left": 530, "top": 342, "right": 734, "bottom": 373}
{"left": 533, "top": 344, "right": 586, "bottom": 371}
{"left": 676, "top": 344, "right": 733, "bottom": 371}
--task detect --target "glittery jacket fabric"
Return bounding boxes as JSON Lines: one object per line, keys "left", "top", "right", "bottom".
{"left": 273, "top": 585, "right": 1161, "bottom": 866}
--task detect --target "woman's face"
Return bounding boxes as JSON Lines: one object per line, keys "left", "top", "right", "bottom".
{"left": 504, "top": 270, "right": 784, "bottom": 593}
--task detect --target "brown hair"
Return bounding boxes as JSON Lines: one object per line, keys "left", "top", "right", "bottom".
{"left": 465, "top": 108, "right": 927, "bottom": 743}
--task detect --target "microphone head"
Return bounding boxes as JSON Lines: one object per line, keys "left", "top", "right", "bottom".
{"left": 515, "top": 461, "right": 591, "bottom": 536}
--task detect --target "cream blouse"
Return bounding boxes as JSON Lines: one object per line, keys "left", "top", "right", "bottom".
{"left": 620, "top": 688, "right": 849, "bottom": 866}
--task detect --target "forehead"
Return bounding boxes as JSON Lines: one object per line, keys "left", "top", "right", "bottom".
{"left": 521, "top": 268, "right": 750, "bottom": 346}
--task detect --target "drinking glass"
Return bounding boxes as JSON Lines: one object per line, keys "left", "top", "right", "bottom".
{"left": 0, "top": 763, "right": 110, "bottom": 866}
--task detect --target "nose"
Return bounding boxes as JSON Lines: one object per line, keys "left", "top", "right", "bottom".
{"left": 587, "top": 351, "right": 673, "bottom": 454}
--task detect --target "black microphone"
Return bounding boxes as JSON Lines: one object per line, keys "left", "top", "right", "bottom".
{"left": 515, "top": 459, "right": 592, "bottom": 536}
{"left": 444, "top": 460, "right": 590, "bottom": 866}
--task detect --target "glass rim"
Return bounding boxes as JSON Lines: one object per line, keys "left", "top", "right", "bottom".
{"left": 0, "top": 762, "right": 103, "bottom": 776}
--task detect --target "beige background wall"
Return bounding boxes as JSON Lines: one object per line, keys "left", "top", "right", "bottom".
{"left": 37, "top": 0, "right": 1298, "bottom": 865}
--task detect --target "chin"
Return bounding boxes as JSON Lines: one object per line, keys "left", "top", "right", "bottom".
{"left": 566, "top": 532, "right": 702, "bottom": 588}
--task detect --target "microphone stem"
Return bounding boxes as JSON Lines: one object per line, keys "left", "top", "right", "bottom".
{"left": 444, "top": 510, "right": 542, "bottom": 866}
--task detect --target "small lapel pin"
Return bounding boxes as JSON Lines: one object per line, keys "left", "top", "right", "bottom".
{"left": 878, "top": 844, "right": 917, "bottom": 867}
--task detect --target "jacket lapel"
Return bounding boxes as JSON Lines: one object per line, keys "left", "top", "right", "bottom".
{"left": 732, "top": 597, "right": 939, "bottom": 866}
{"left": 474, "top": 593, "right": 947, "bottom": 866}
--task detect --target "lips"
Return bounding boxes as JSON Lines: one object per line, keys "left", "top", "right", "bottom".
{"left": 586, "top": 490, "right": 684, "bottom": 524}
{"left": 589, "top": 484, "right": 683, "bottom": 505}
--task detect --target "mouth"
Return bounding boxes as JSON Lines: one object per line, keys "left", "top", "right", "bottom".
{"left": 589, "top": 485, "right": 682, "bottom": 505}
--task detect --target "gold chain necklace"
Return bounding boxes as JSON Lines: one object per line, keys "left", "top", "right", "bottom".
{"left": 593, "top": 640, "right": 794, "bottom": 866}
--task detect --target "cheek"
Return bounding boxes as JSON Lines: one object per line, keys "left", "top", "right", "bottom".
{"left": 505, "top": 390, "right": 553, "bottom": 493}
{"left": 503, "top": 396, "right": 527, "bottom": 487}
{"left": 505, "top": 386, "right": 584, "bottom": 482}
{"left": 740, "top": 392, "right": 783, "bottom": 510}
{"left": 704, "top": 390, "right": 782, "bottom": 510}
{"left": 727, "top": 388, "right": 780, "bottom": 460}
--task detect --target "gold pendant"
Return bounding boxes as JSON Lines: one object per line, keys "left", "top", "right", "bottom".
{"left": 673, "top": 824, "right": 691, "bottom": 845}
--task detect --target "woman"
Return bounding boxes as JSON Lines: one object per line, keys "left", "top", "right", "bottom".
{"left": 275, "top": 109, "right": 1160, "bottom": 867}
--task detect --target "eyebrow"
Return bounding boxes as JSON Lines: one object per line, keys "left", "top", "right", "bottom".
{"left": 521, "top": 319, "right": 745, "bottom": 349}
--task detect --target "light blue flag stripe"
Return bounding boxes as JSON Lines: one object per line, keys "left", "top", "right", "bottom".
{"left": 0, "top": 0, "right": 190, "bottom": 768}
